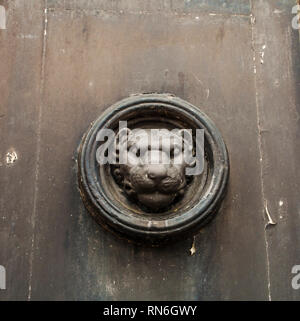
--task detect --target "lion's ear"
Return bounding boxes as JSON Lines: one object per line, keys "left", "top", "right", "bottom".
{"left": 114, "top": 128, "right": 132, "bottom": 163}
{"left": 178, "top": 129, "right": 195, "bottom": 166}
{"left": 178, "top": 129, "right": 193, "bottom": 148}
{"left": 115, "top": 127, "right": 132, "bottom": 145}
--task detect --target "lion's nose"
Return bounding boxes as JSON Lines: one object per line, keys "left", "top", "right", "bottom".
{"left": 147, "top": 165, "right": 167, "bottom": 181}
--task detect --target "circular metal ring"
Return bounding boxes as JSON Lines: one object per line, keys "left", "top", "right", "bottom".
{"left": 77, "top": 94, "right": 229, "bottom": 244}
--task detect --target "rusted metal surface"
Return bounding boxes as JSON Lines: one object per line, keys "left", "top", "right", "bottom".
{"left": 0, "top": 0, "right": 299, "bottom": 300}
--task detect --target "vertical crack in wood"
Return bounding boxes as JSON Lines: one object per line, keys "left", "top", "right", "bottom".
{"left": 250, "top": 0, "right": 272, "bottom": 302}
{"left": 27, "top": 0, "right": 48, "bottom": 301}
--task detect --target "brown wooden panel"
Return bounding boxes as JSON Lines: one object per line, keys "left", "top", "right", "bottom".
{"left": 1, "top": 0, "right": 299, "bottom": 301}
{"left": 252, "top": 0, "right": 300, "bottom": 300}
{"left": 0, "top": 0, "right": 43, "bottom": 300}
{"left": 29, "top": 8, "right": 269, "bottom": 300}
{"left": 47, "top": 0, "right": 251, "bottom": 15}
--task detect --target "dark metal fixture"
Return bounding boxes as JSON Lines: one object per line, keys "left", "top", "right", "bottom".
{"left": 77, "top": 94, "right": 229, "bottom": 244}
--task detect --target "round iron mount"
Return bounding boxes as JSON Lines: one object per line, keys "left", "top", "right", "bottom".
{"left": 77, "top": 94, "right": 229, "bottom": 244}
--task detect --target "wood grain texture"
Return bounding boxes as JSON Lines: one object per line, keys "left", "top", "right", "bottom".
{"left": 28, "top": 10, "right": 268, "bottom": 300}
{"left": 252, "top": 0, "right": 300, "bottom": 300}
{"left": 47, "top": 0, "right": 251, "bottom": 15}
{"left": 0, "top": 0, "right": 43, "bottom": 300}
{"left": 0, "top": 0, "right": 299, "bottom": 300}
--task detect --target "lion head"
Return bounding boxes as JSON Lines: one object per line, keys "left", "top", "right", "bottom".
{"left": 111, "top": 127, "right": 194, "bottom": 212}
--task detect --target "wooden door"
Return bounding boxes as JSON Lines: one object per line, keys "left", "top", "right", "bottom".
{"left": 0, "top": 0, "right": 300, "bottom": 300}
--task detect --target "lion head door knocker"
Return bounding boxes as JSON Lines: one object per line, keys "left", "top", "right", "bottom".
{"left": 77, "top": 94, "right": 229, "bottom": 244}
{"left": 112, "top": 128, "right": 195, "bottom": 212}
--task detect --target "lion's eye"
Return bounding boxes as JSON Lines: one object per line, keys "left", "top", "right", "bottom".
{"left": 170, "top": 146, "right": 181, "bottom": 158}
{"left": 129, "top": 146, "right": 141, "bottom": 157}
{"left": 174, "top": 147, "right": 181, "bottom": 156}
{"left": 170, "top": 148, "right": 174, "bottom": 158}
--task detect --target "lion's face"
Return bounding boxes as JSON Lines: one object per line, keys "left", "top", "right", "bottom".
{"left": 112, "top": 128, "right": 193, "bottom": 211}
